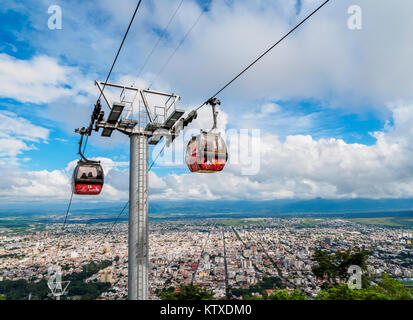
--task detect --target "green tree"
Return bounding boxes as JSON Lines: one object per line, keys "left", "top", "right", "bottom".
{"left": 334, "top": 248, "right": 370, "bottom": 280}
{"left": 268, "top": 289, "right": 308, "bottom": 300}
{"left": 159, "top": 284, "right": 214, "bottom": 300}
{"left": 316, "top": 274, "right": 413, "bottom": 300}
{"left": 312, "top": 247, "right": 371, "bottom": 285}
{"left": 372, "top": 274, "right": 413, "bottom": 300}
{"left": 311, "top": 249, "right": 338, "bottom": 284}
{"left": 241, "top": 294, "right": 264, "bottom": 300}
{"left": 0, "top": 260, "right": 112, "bottom": 300}
{"left": 242, "top": 288, "right": 307, "bottom": 300}
{"left": 0, "top": 279, "right": 50, "bottom": 300}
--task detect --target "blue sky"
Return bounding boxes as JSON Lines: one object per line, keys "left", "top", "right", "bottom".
{"left": 1, "top": 0, "right": 413, "bottom": 203}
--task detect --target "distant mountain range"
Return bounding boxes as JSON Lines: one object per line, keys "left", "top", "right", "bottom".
{"left": 1, "top": 198, "right": 413, "bottom": 219}
{"left": 149, "top": 198, "right": 413, "bottom": 215}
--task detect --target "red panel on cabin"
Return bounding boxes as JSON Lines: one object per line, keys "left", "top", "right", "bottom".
{"left": 187, "top": 159, "right": 226, "bottom": 173}
{"left": 74, "top": 184, "right": 102, "bottom": 195}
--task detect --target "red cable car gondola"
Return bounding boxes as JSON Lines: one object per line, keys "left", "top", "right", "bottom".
{"left": 72, "top": 160, "right": 104, "bottom": 195}
{"left": 72, "top": 128, "right": 104, "bottom": 195}
{"left": 185, "top": 98, "right": 228, "bottom": 173}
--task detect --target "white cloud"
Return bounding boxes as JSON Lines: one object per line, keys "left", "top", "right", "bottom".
{"left": 0, "top": 111, "right": 49, "bottom": 160}
{"left": 0, "top": 54, "right": 76, "bottom": 104}
{"left": 141, "top": 0, "right": 413, "bottom": 117}
{"left": 0, "top": 138, "right": 31, "bottom": 158}
{"left": 0, "top": 111, "right": 49, "bottom": 141}
{"left": 0, "top": 53, "right": 99, "bottom": 137}
{"left": 2, "top": 0, "right": 412, "bottom": 134}
{"left": 3, "top": 0, "right": 413, "bottom": 203}
{"left": 0, "top": 155, "right": 172, "bottom": 201}
{"left": 261, "top": 103, "right": 280, "bottom": 115}
{"left": 2, "top": 103, "right": 413, "bottom": 202}
{"left": 147, "top": 103, "right": 413, "bottom": 200}
{"left": 243, "top": 103, "right": 281, "bottom": 119}
{"left": 4, "top": 0, "right": 413, "bottom": 114}
{"left": 0, "top": 157, "right": 129, "bottom": 201}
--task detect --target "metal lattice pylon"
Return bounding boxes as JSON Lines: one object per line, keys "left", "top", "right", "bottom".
{"left": 47, "top": 266, "right": 70, "bottom": 300}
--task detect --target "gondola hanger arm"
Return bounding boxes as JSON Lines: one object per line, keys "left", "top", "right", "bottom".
{"left": 207, "top": 98, "right": 220, "bottom": 132}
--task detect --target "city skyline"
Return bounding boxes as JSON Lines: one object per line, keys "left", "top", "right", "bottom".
{"left": 1, "top": 217, "right": 412, "bottom": 300}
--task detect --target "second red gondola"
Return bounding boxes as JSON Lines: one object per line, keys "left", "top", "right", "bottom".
{"left": 185, "top": 98, "right": 228, "bottom": 173}
{"left": 185, "top": 132, "right": 228, "bottom": 173}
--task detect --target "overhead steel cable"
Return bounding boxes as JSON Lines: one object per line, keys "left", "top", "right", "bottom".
{"left": 145, "top": 1, "right": 330, "bottom": 174}
{"left": 98, "top": 201, "right": 129, "bottom": 245}
{"left": 82, "top": 134, "right": 89, "bottom": 155}
{"left": 99, "top": 149, "right": 162, "bottom": 244}
{"left": 53, "top": 190, "right": 74, "bottom": 265}
{"left": 134, "top": 0, "right": 185, "bottom": 81}
{"left": 148, "top": 0, "right": 212, "bottom": 89}
{"left": 195, "top": 0, "right": 331, "bottom": 111}
{"left": 81, "top": 0, "right": 144, "bottom": 158}
{"left": 107, "top": 201, "right": 129, "bottom": 233}
{"left": 61, "top": 191, "right": 74, "bottom": 231}
{"left": 97, "top": 0, "right": 144, "bottom": 102}
{"left": 144, "top": 0, "right": 214, "bottom": 169}
{"left": 149, "top": 144, "right": 166, "bottom": 171}
{"left": 85, "top": 0, "right": 331, "bottom": 248}
{"left": 60, "top": 1, "right": 144, "bottom": 262}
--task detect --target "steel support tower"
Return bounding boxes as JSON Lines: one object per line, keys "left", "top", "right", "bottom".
{"left": 93, "top": 81, "right": 184, "bottom": 300}
{"left": 129, "top": 133, "right": 149, "bottom": 300}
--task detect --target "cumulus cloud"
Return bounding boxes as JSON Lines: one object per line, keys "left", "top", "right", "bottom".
{"left": 0, "top": 157, "right": 129, "bottom": 201}
{"left": 0, "top": 111, "right": 49, "bottom": 161}
{"left": 2, "top": 0, "right": 413, "bottom": 203}
{"left": 3, "top": 103, "right": 413, "bottom": 202}
{"left": 0, "top": 54, "right": 76, "bottom": 104}
{"left": 143, "top": 0, "right": 413, "bottom": 116}
{"left": 3, "top": 0, "right": 413, "bottom": 130}
{"left": 3, "top": 0, "right": 413, "bottom": 112}
{"left": 148, "top": 103, "right": 413, "bottom": 200}
{"left": 0, "top": 155, "right": 172, "bottom": 202}
{"left": 243, "top": 103, "right": 281, "bottom": 119}
{"left": 0, "top": 52, "right": 100, "bottom": 137}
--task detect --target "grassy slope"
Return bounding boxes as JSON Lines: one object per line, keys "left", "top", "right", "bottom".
{"left": 349, "top": 217, "right": 413, "bottom": 229}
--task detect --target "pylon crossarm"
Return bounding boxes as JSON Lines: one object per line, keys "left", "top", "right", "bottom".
{"left": 95, "top": 81, "right": 113, "bottom": 110}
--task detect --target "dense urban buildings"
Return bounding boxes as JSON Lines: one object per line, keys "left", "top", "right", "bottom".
{"left": 0, "top": 218, "right": 412, "bottom": 299}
